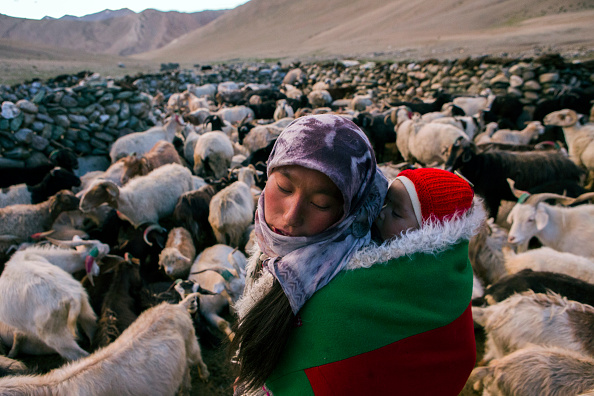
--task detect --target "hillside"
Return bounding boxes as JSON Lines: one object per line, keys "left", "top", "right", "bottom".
{"left": 134, "top": 0, "right": 594, "bottom": 63}
{"left": 0, "top": 9, "right": 225, "bottom": 56}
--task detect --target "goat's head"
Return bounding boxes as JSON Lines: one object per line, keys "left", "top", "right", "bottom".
{"left": 46, "top": 167, "right": 81, "bottom": 189}
{"left": 79, "top": 180, "right": 119, "bottom": 212}
{"left": 543, "top": 109, "right": 578, "bottom": 127}
{"left": 120, "top": 154, "right": 150, "bottom": 185}
{"left": 49, "top": 190, "right": 80, "bottom": 217}
{"left": 444, "top": 136, "right": 475, "bottom": 172}
{"left": 505, "top": 178, "right": 575, "bottom": 245}
{"left": 158, "top": 247, "right": 192, "bottom": 279}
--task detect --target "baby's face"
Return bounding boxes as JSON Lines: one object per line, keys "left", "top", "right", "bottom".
{"left": 374, "top": 179, "right": 420, "bottom": 241}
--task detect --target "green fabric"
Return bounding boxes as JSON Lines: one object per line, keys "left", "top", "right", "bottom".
{"left": 267, "top": 241, "right": 472, "bottom": 394}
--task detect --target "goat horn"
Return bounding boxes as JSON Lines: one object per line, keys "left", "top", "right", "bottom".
{"left": 190, "top": 266, "right": 238, "bottom": 281}
{"left": 227, "top": 248, "right": 243, "bottom": 275}
{"left": 524, "top": 192, "right": 575, "bottom": 206}
{"left": 506, "top": 178, "right": 530, "bottom": 201}
{"left": 559, "top": 192, "right": 594, "bottom": 206}
{"left": 143, "top": 224, "right": 167, "bottom": 246}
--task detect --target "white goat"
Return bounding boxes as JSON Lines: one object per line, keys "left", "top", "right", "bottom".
{"left": 474, "top": 122, "right": 499, "bottom": 145}
{"left": 79, "top": 163, "right": 193, "bottom": 228}
{"left": 0, "top": 321, "right": 56, "bottom": 358}
{"left": 208, "top": 166, "right": 256, "bottom": 248}
{"left": 193, "top": 131, "right": 234, "bottom": 180}
{"left": 468, "top": 217, "right": 510, "bottom": 286}
{"left": 473, "top": 291, "right": 594, "bottom": 363}
{"left": 241, "top": 123, "right": 284, "bottom": 154}
{"left": 502, "top": 246, "right": 594, "bottom": 283}
{"left": 187, "top": 83, "right": 217, "bottom": 100}
{"left": 0, "top": 253, "right": 97, "bottom": 361}
{"left": 407, "top": 120, "right": 468, "bottom": 165}
{"left": 471, "top": 345, "right": 594, "bottom": 396}
{"left": 0, "top": 294, "right": 209, "bottom": 395}
{"left": 350, "top": 94, "right": 374, "bottom": 112}
{"left": 308, "top": 89, "right": 332, "bottom": 108}
{"left": 109, "top": 115, "right": 185, "bottom": 162}
{"left": 490, "top": 121, "right": 545, "bottom": 145}
{"left": 189, "top": 244, "right": 246, "bottom": 341}
{"left": 452, "top": 91, "right": 496, "bottom": 117}
{"left": 215, "top": 105, "right": 255, "bottom": 125}
{"left": 159, "top": 227, "right": 197, "bottom": 280}
{"left": 430, "top": 115, "right": 479, "bottom": 140}
{"left": 506, "top": 184, "right": 594, "bottom": 259}
{"left": 273, "top": 99, "right": 294, "bottom": 121}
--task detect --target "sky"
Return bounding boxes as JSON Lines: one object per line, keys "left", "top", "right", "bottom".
{"left": 2, "top": 0, "right": 251, "bottom": 20}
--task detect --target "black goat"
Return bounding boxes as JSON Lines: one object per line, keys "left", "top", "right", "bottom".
{"left": 0, "top": 148, "right": 78, "bottom": 188}
{"left": 444, "top": 138, "right": 584, "bottom": 218}
{"left": 388, "top": 92, "right": 453, "bottom": 115}
{"left": 248, "top": 100, "right": 277, "bottom": 120}
{"left": 472, "top": 269, "right": 594, "bottom": 308}
{"left": 481, "top": 94, "right": 524, "bottom": 129}
{"left": 352, "top": 112, "right": 397, "bottom": 163}
{"left": 532, "top": 86, "right": 594, "bottom": 122}
{"left": 29, "top": 167, "right": 81, "bottom": 204}
{"left": 241, "top": 139, "right": 276, "bottom": 190}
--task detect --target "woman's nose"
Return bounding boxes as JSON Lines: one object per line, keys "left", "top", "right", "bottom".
{"left": 283, "top": 197, "right": 305, "bottom": 226}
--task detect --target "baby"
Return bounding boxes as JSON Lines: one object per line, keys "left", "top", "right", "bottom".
{"left": 374, "top": 167, "right": 475, "bottom": 242}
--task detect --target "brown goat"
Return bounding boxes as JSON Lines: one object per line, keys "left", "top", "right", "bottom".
{"left": 120, "top": 140, "right": 181, "bottom": 184}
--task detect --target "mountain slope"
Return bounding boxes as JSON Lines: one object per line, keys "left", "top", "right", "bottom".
{"left": 134, "top": 0, "right": 594, "bottom": 62}
{"left": 0, "top": 9, "right": 226, "bottom": 56}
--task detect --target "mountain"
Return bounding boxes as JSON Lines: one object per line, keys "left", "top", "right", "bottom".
{"left": 133, "top": 0, "right": 594, "bottom": 63}
{"left": 0, "top": 8, "right": 226, "bottom": 56}
{"left": 56, "top": 8, "right": 136, "bottom": 22}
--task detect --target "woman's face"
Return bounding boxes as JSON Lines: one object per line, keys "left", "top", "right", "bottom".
{"left": 264, "top": 165, "right": 344, "bottom": 237}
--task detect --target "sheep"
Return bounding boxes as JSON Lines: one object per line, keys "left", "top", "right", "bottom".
{"left": 473, "top": 291, "right": 594, "bottom": 364}
{"left": 452, "top": 91, "right": 496, "bottom": 117}
{"left": 92, "top": 254, "right": 143, "bottom": 349}
{"left": 0, "top": 147, "right": 78, "bottom": 188}
{"left": 0, "top": 167, "right": 81, "bottom": 208}
{"left": 307, "top": 89, "right": 332, "bottom": 108}
{"left": 79, "top": 163, "right": 194, "bottom": 228}
{"left": 0, "top": 293, "right": 209, "bottom": 395}
{"left": 429, "top": 115, "right": 479, "bottom": 140}
{"left": 187, "top": 82, "right": 217, "bottom": 100}
{"left": 189, "top": 244, "right": 246, "bottom": 341}
{"left": 544, "top": 108, "right": 594, "bottom": 185}
{"left": 474, "top": 122, "right": 499, "bottom": 145}
{"left": 444, "top": 138, "right": 584, "bottom": 219}
{"left": 489, "top": 121, "right": 545, "bottom": 145}
{"left": 0, "top": 253, "right": 97, "bottom": 361}
{"left": 208, "top": 166, "right": 257, "bottom": 248}
{"left": 0, "top": 190, "right": 79, "bottom": 245}
{"left": 473, "top": 269, "right": 594, "bottom": 308}
{"left": 407, "top": 121, "right": 468, "bottom": 165}
{"left": 192, "top": 131, "right": 235, "bottom": 180}
{"left": 468, "top": 218, "right": 510, "bottom": 287}
{"left": 273, "top": 99, "right": 295, "bottom": 121}
{"left": 214, "top": 105, "right": 255, "bottom": 125}
{"left": 392, "top": 106, "right": 415, "bottom": 162}
{"left": 109, "top": 115, "right": 185, "bottom": 162}
{"left": 167, "top": 91, "right": 209, "bottom": 113}
{"left": 158, "top": 227, "right": 197, "bottom": 280}
{"left": 119, "top": 140, "right": 181, "bottom": 184}
{"left": 505, "top": 186, "right": 594, "bottom": 259}
{"left": 471, "top": 345, "right": 594, "bottom": 396}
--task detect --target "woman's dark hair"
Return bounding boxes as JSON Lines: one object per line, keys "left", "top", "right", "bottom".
{"left": 229, "top": 280, "right": 295, "bottom": 392}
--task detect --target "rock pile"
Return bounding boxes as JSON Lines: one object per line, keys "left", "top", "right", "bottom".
{"left": 1, "top": 54, "right": 592, "bottom": 168}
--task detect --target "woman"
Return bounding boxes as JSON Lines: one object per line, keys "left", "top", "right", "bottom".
{"left": 231, "top": 114, "right": 480, "bottom": 395}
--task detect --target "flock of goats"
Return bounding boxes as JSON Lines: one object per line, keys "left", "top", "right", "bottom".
{"left": 0, "top": 61, "right": 593, "bottom": 395}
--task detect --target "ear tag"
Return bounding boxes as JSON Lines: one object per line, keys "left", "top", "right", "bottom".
{"left": 517, "top": 193, "right": 530, "bottom": 204}
{"left": 89, "top": 246, "right": 99, "bottom": 258}
{"left": 221, "top": 269, "right": 235, "bottom": 281}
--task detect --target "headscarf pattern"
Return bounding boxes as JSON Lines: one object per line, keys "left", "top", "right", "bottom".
{"left": 254, "top": 114, "right": 388, "bottom": 313}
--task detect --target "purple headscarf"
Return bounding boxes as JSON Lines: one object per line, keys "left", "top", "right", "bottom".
{"left": 254, "top": 114, "right": 388, "bottom": 314}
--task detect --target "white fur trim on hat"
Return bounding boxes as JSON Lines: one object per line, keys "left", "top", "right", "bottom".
{"left": 396, "top": 175, "right": 423, "bottom": 226}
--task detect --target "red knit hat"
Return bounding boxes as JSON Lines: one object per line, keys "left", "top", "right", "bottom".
{"left": 396, "top": 168, "right": 474, "bottom": 225}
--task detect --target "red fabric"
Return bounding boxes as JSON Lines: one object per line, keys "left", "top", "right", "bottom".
{"left": 398, "top": 168, "right": 474, "bottom": 223}
{"left": 304, "top": 304, "right": 476, "bottom": 396}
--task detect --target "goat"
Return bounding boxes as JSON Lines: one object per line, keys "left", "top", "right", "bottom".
{"left": 353, "top": 111, "right": 397, "bottom": 163}
{"left": 79, "top": 163, "right": 193, "bottom": 228}
{"left": 471, "top": 345, "right": 594, "bottom": 396}
{"left": 0, "top": 148, "right": 78, "bottom": 188}
{"left": 92, "top": 254, "right": 143, "bottom": 349}
{"left": 158, "top": 227, "right": 197, "bottom": 280}
{"left": 214, "top": 105, "right": 255, "bottom": 125}
{"left": 120, "top": 140, "right": 182, "bottom": 184}
{"left": 193, "top": 131, "right": 234, "bottom": 180}
{"left": 0, "top": 190, "right": 79, "bottom": 245}
{"left": 480, "top": 94, "right": 524, "bottom": 130}
{"left": 208, "top": 167, "right": 257, "bottom": 248}
{"left": 444, "top": 138, "right": 584, "bottom": 219}
{"left": 407, "top": 120, "right": 468, "bottom": 165}
{"left": 0, "top": 321, "right": 56, "bottom": 358}
{"left": 468, "top": 218, "right": 510, "bottom": 287}
{"left": 273, "top": 99, "right": 294, "bottom": 121}
{"left": 0, "top": 294, "right": 209, "bottom": 395}
{"left": 0, "top": 355, "right": 28, "bottom": 377}
{"left": 473, "top": 268, "right": 594, "bottom": 308}
{"left": 544, "top": 109, "right": 594, "bottom": 186}
{"left": 187, "top": 82, "right": 217, "bottom": 100}
{"left": 0, "top": 252, "right": 97, "bottom": 361}
{"left": 389, "top": 92, "right": 453, "bottom": 115}
{"left": 506, "top": 184, "right": 594, "bottom": 259}
{"left": 451, "top": 91, "right": 496, "bottom": 117}
{"left": 430, "top": 115, "right": 479, "bottom": 140}
{"left": 490, "top": 121, "right": 545, "bottom": 145}
{"left": 503, "top": 245, "right": 594, "bottom": 283}
{"left": 473, "top": 291, "right": 594, "bottom": 363}
{"left": 189, "top": 244, "right": 246, "bottom": 341}
{"left": 109, "top": 115, "right": 185, "bottom": 162}
{"left": 0, "top": 167, "right": 81, "bottom": 208}
{"left": 307, "top": 89, "right": 333, "bottom": 108}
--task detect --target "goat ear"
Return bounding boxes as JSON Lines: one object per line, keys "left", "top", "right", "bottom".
{"left": 535, "top": 205, "right": 549, "bottom": 231}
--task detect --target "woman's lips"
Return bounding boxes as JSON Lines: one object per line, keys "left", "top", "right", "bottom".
{"left": 271, "top": 226, "right": 290, "bottom": 236}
